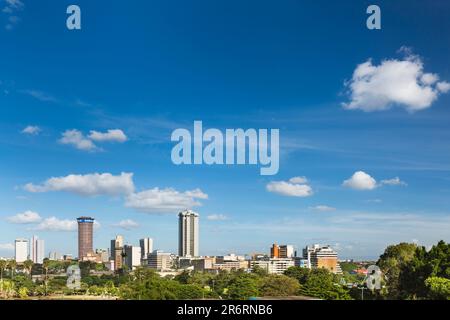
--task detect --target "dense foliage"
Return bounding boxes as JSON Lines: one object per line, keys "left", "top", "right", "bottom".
{"left": 1, "top": 240, "right": 448, "bottom": 300}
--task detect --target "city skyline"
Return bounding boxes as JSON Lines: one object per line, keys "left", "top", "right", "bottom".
{"left": 1, "top": 1, "right": 450, "bottom": 260}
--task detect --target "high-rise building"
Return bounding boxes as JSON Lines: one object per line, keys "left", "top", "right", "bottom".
{"left": 124, "top": 245, "right": 141, "bottom": 270}
{"left": 178, "top": 210, "right": 199, "bottom": 257}
{"left": 303, "top": 244, "right": 342, "bottom": 274}
{"left": 77, "top": 216, "right": 95, "bottom": 259}
{"left": 110, "top": 235, "right": 124, "bottom": 260}
{"left": 15, "top": 238, "right": 28, "bottom": 263}
{"left": 270, "top": 243, "right": 280, "bottom": 258}
{"left": 31, "top": 236, "right": 45, "bottom": 264}
{"left": 270, "top": 244, "right": 294, "bottom": 258}
{"left": 279, "top": 245, "right": 295, "bottom": 258}
{"left": 139, "top": 238, "right": 153, "bottom": 260}
{"left": 111, "top": 235, "right": 124, "bottom": 270}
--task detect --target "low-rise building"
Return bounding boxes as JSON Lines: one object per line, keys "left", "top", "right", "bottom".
{"left": 251, "top": 258, "right": 295, "bottom": 274}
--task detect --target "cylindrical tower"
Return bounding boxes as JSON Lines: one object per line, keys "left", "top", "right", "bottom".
{"left": 77, "top": 216, "right": 94, "bottom": 260}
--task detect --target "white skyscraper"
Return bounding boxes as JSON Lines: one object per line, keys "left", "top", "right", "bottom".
{"left": 139, "top": 238, "right": 153, "bottom": 259}
{"left": 124, "top": 245, "right": 141, "bottom": 270}
{"left": 31, "top": 236, "right": 45, "bottom": 264}
{"left": 178, "top": 210, "right": 199, "bottom": 257}
{"left": 15, "top": 238, "right": 28, "bottom": 263}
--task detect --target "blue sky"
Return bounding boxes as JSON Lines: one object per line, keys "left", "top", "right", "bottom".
{"left": 1, "top": 0, "right": 450, "bottom": 260}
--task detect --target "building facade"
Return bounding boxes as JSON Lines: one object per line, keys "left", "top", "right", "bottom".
{"left": 251, "top": 258, "right": 295, "bottom": 274}
{"left": 15, "top": 238, "right": 28, "bottom": 263}
{"left": 178, "top": 210, "right": 199, "bottom": 257}
{"left": 124, "top": 245, "right": 141, "bottom": 270}
{"left": 77, "top": 216, "right": 95, "bottom": 260}
{"left": 31, "top": 236, "right": 45, "bottom": 264}
{"left": 139, "top": 238, "right": 153, "bottom": 261}
{"left": 148, "top": 250, "right": 172, "bottom": 271}
{"left": 303, "top": 244, "right": 342, "bottom": 274}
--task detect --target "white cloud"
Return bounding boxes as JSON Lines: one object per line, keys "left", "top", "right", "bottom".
{"left": 113, "top": 219, "right": 139, "bottom": 230}
{"left": 343, "top": 171, "right": 377, "bottom": 190}
{"left": 2, "top": 0, "right": 24, "bottom": 30}
{"left": 0, "top": 243, "right": 14, "bottom": 251}
{"left": 125, "top": 187, "right": 208, "bottom": 214}
{"left": 289, "top": 176, "right": 308, "bottom": 184}
{"left": 5, "top": 0, "right": 24, "bottom": 10}
{"left": 266, "top": 177, "right": 313, "bottom": 197}
{"left": 88, "top": 129, "right": 128, "bottom": 143}
{"left": 21, "top": 90, "right": 57, "bottom": 102}
{"left": 207, "top": 214, "right": 228, "bottom": 221}
{"left": 24, "top": 172, "right": 135, "bottom": 196}
{"left": 59, "top": 129, "right": 98, "bottom": 151}
{"left": 21, "top": 125, "right": 41, "bottom": 135}
{"left": 343, "top": 50, "right": 450, "bottom": 112}
{"left": 33, "top": 217, "right": 77, "bottom": 232}
{"left": 380, "top": 177, "right": 407, "bottom": 186}
{"left": 7, "top": 210, "right": 42, "bottom": 224}
{"left": 310, "top": 205, "right": 336, "bottom": 212}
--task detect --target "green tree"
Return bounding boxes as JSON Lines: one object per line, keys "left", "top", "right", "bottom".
{"left": 227, "top": 274, "right": 260, "bottom": 300}
{"left": 0, "top": 260, "right": 7, "bottom": 280}
{"left": 298, "top": 269, "right": 352, "bottom": 300}
{"left": 425, "top": 277, "right": 450, "bottom": 300}
{"left": 284, "top": 266, "right": 311, "bottom": 284}
{"left": 23, "top": 260, "right": 34, "bottom": 279}
{"left": 8, "top": 260, "right": 17, "bottom": 279}
{"left": 259, "top": 274, "right": 300, "bottom": 297}
{"left": 377, "top": 242, "right": 417, "bottom": 299}
{"left": 398, "top": 240, "right": 450, "bottom": 299}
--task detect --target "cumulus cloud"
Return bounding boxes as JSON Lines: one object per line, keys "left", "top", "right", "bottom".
{"left": 7, "top": 210, "right": 42, "bottom": 224}
{"left": 343, "top": 171, "right": 377, "bottom": 190}
{"left": 33, "top": 217, "right": 77, "bottom": 232}
{"left": 207, "top": 214, "right": 228, "bottom": 221}
{"left": 113, "top": 219, "right": 139, "bottom": 230}
{"left": 21, "top": 125, "right": 41, "bottom": 135}
{"left": 88, "top": 129, "right": 128, "bottom": 143}
{"left": 60, "top": 128, "right": 128, "bottom": 151}
{"left": 343, "top": 171, "right": 406, "bottom": 190}
{"left": 59, "top": 129, "right": 98, "bottom": 151}
{"left": 266, "top": 177, "right": 313, "bottom": 197}
{"left": 343, "top": 50, "right": 450, "bottom": 112}
{"left": 24, "top": 172, "right": 135, "bottom": 196}
{"left": 125, "top": 187, "right": 208, "bottom": 214}
{"left": 0, "top": 243, "right": 14, "bottom": 251}
{"left": 310, "top": 205, "right": 336, "bottom": 212}
{"left": 380, "top": 177, "right": 408, "bottom": 186}
{"left": 288, "top": 176, "right": 308, "bottom": 184}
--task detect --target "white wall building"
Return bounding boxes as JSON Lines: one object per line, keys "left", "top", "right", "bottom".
{"left": 251, "top": 258, "right": 295, "bottom": 274}
{"left": 124, "top": 245, "right": 141, "bottom": 270}
{"left": 178, "top": 210, "right": 199, "bottom": 257}
{"left": 31, "top": 236, "right": 45, "bottom": 264}
{"left": 15, "top": 238, "right": 28, "bottom": 263}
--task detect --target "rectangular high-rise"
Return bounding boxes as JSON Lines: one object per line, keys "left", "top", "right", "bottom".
{"left": 178, "top": 210, "right": 199, "bottom": 257}
{"left": 31, "top": 236, "right": 45, "bottom": 264}
{"left": 15, "top": 238, "right": 28, "bottom": 263}
{"left": 124, "top": 245, "right": 141, "bottom": 270}
{"left": 77, "top": 216, "right": 95, "bottom": 260}
{"left": 139, "top": 238, "right": 153, "bottom": 260}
